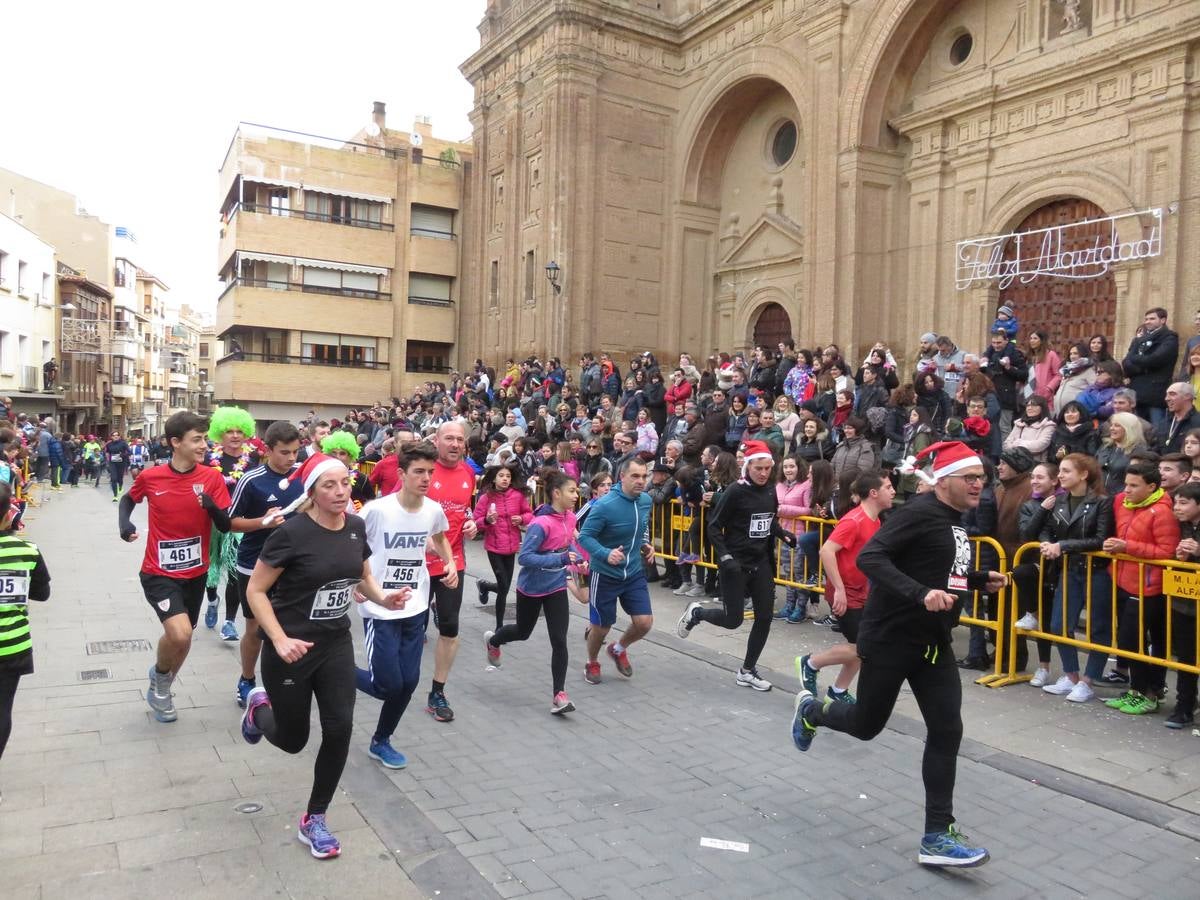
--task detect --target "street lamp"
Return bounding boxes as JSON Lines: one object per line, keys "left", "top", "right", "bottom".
{"left": 544, "top": 260, "right": 561, "bottom": 295}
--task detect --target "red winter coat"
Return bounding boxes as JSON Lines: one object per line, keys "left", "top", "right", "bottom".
{"left": 665, "top": 379, "right": 693, "bottom": 408}
{"left": 1111, "top": 491, "right": 1180, "bottom": 596}
{"left": 473, "top": 487, "right": 534, "bottom": 555}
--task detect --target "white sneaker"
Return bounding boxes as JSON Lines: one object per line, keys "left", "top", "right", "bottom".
{"left": 676, "top": 601, "right": 702, "bottom": 639}
{"left": 672, "top": 582, "right": 694, "bottom": 596}
{"left": 1029, "top": 667, "right": 1051, "bottom": 688}
{"left": 736, "top": 668, "right": 772, "bottom": 692}
{"left": 685, "top": 583, "right": 707, "bottom": 598}
{"left": 1065, "top": 680, "right": 1094, "bottom": 703}
{"left": 1014, "top": 612, "right": 1038, "bottom": 631}
{"left": 1042, "top": 675, "right": 1076, "bottom": 695}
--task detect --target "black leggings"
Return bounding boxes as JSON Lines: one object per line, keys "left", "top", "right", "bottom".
{"left": 696, "top": 561, "right": 775, "bottom": 670}
{"left": 0, "top": 672, "right": 19, "bottom": 760}
{"left": 256, "top": 633, "right": 355, "bottom": 816}
{"left": 811, "top": 642, "right": 963, "bottom": 835}
{"left": 489, "top": 589, "right": 570, "bottom": 695}
{"left": 486, "top": 551, "right": 517, "bottom": 630}
{"left": 108, "top": 463, "right": 126, "bottom": 496}
{"left": 207, "top": 573, "right": 239, "bottom": 622}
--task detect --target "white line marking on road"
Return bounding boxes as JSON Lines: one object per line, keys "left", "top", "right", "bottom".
{"left": 700, "top": 837, "right": 749, "bottom": 853}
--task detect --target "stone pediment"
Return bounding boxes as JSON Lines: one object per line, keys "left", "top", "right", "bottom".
{"left": 717, "top": 214, "right": 804, "bottom": 272}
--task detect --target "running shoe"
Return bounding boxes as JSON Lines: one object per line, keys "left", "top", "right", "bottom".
{"left": 1041, "top": 675, "right": 1076, "bottom": 695}
{"left": 477, "top": 581, "right": 491, "bottom": 605}
{"left": 797, "top": 654, "right": 818, "bottom": 695}
{"left": 813, "top": 614, "right": 838, "bottom": 627}
{"left": 236, "top": 676, "right": 255, "bottom": 709}
{"left": 241, "top": 687, "right": 270, "bottom": 744}
{"left": 1013, "top": 612, "right": 1038, "bottom": 631}
{"left": 790, "top": 690, "right": 818, "bottom": 752}
{"left": 918, "top": 824, "right": 989, "bottom": 867}
{"left": 551, "top": 691, "right": 575, "bottom": 715}
{"left": 1029, "top": 667, "right": 1051, "bottom": 687}
{"left": 676, "top": 601, "right": 702, "bottom": 638}
{"left": 1119, "top": 692, "right": 1159, "bottom": 715}
{"left": 606, "top": 643, "right": 633, "bottom": 677}
{"left": 736, "top": 668, "right": 772, "bottom": 691}
{"left": 426, "top": 690, "right": 455, "bottom": 722}
{"left": 146, "top": 665, "right": 177, "bottom": 723}
{"left": 204, "top": 602, "right": 218, "bottom": 629}
{"left": 1099, "top": 670, "right": 1130, "bottom": 685}
{"left": 112, "top": 495, "right": 118, "bottom": 503}
{"left": 1065, "top": 681, "right": 1094, "bottom": 703}
{"left": 786, "top": 606, "right": 807, "bottom": 624}
{"left": 1165, "top": 710, "right": 1195, "bottom": 730}
{"left": 297, "top": 813, "right": 341, "bottom": 859}
{"left": 484, "top": 630, "right": 501, "bottom": 667}
{"left": 685, "top": 583, "right": 707, "bottom": 598}
{"left": 774, "top": 600, "right": 795, "bottom": 620}
{"left": 826, "top": 686, "right": 856, "bottom": 704}
{"left": 672, "top": 582, "right": 695, "bottom": 596}
{"left": 368, "top": 739, "right": 408, "bottom": 769}
{"left": 1105, "top": 690, "right": 1138, "bottom": 709}
{"left": 220, "top": 620, "right": 239, "bottom": 642}
{"left": 584, "top": 661, "right": 602, "bottom": 684}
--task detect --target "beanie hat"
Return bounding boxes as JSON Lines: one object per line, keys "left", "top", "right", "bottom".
{"left": 740, "top": 439, "right": 774, "bottom": 477}
{"left": 899, "top": 440, "right": 982, "bottom": 486}
{"left": 1000, "top": 446, "right": 1036, "bottom": 474}
{"left": 281, "top": 452, "right": 346, "bottom": 493}
{"left": 920, "top": 332, "right": 938, "bottom": 344}
{"left": 997, "top": 305, "right": 1014, "bottom": 318}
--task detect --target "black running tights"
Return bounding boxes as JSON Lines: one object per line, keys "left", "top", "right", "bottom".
{"left": 697, "top": 561, "right": 775, "bottom": 671}
{"left": 490, "top": 589, "right": 570, "bottom": 695}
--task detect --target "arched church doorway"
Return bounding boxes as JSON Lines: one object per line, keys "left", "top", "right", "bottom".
{"left": 999, "top": 198, "right": 1117, "bottom": 352}
{"left": 752, "top": 302, "right": 792, "bottom": 349}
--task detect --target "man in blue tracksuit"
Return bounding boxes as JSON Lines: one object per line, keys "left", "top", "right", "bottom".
{"left": 578, "top": 456, "right": 655, "bottom": 684}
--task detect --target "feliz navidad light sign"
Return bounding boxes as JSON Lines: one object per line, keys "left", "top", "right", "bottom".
{"left": 955, "top": 207, "right": 1163, "bottom": 290}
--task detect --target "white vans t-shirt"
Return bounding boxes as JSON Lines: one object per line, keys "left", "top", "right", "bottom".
{"left": 360, "top": 494, "right": 448, "bottom": 620}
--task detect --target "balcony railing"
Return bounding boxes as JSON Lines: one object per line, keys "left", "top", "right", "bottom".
{"left": 407, "top": 295, "right": 454, "bottom": 308}
{"left": 18, "top": 366, "right": 38, "bottom": 392}
{"left": 410, "top": 227, "right": 457, "bottom": 240}
{"left": 218, "top": 276, "right": 391, "bottom": 302}
{"left": 405, "top": 361, "right": 453, "bottom": 374}
{"left": 217, "top": 350, "right": 388, "bottom": 370}
{"left": 234, "top": 201, "right": 393, "bottom": 232}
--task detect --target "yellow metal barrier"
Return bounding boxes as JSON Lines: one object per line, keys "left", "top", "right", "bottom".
{"left": 1004, "top": 540, "right": 1200, "bottom": 686}
{"left": 959, "top": 536, "right": 1009, "bottom": 688}
{"left": 358, "top": 460, "right": 376, "bottom": 477}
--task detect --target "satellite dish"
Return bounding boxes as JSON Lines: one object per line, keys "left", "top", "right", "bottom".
{"left": 364, "top": 122, "right": 381, "bottom": 138}
{"left": 410, "top": 132, "right": 424, "bottom": 148}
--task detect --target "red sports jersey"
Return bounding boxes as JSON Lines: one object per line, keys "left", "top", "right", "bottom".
{"left": 425, "top": 460, "right": 474, "bottom": 576}
{"left": 827, "top": 505, "right": 882, "bottom": 609}
{"left": 128, "top": 464, "right": 232, "bottom": 578}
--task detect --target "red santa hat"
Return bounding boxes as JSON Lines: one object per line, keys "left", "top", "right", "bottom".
{"left": 740, "top": 439, "right": 774, "bottom": 478}
{"left": 279, "top": 452, "right": 346, "bottom": 492}
{"left": 899, "top": 440, "right": 982, "bottom": 486}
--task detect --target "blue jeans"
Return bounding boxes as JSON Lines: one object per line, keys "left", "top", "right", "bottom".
{"left": 1050, "top": 564, "right": 1113, "bottom": 678}
{"left": 355, "top": 613, "right": 427, "bottom": 744}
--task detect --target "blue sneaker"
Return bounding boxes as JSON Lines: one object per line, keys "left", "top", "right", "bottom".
{"left": 787, "top": 605, "right": 807, "bottom": 623}
{"left": 236, "top": 676, "right": 255, "bottom": 709}
{"left": 918, "top": 824, "right": 989, "bottom": 867}
{"left": 241, "top": 687, "right": 269, "bottom": 745}
{"left": 827, "top": 686, "right": 856, "bottom": 704}
{"left": 790, "top": 690, "right": 818, "bottom": 752}
{"left": 297, "top": 813, "right": 341, "bottom": 859}
{"left": 774, "top": 600, "right": 795, "bottom": 620}
{"left": 220, "top": 620, "right": 239, "bottom": 642}
{"left": 368, "top": 739, "right": 408, "bottom": 769}
{"left": 797, "top": 654, "right": 818, "bottom": 695}
{"left": 204, "top": 602, "right": 218, "bottom": 629}
{"left": 425, "top": 689, "right": 454, "bottom": 722}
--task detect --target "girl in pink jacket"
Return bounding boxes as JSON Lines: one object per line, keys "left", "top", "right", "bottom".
{"left": 473, "top": 463, "right": 534, "bottom": 630}
{"left": 776, "top": 458, "right": 811, "bottom": 622}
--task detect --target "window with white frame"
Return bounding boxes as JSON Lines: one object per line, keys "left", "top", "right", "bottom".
{"left": 408, "top": 273, "right": 452, "bottom": 306}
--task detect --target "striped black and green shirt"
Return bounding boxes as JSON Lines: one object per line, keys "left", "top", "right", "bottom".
{"left": 0, "top": 532, "right": 51, "bottom": 676}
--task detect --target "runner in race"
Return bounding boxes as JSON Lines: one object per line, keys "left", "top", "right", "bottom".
{"left": 104, "top": 430, "right": 130, "bottom": 501}
{"left": 423, "top": 421, "right": 478, "bottom": 722}
{"left": 204, "top": 406, "right": 259, "bottom": 639}
{"left": 675, "top": 441, "right": 797, "bottom": 691}
{"left": 129, "top": 439, "right": 146, "bottom": 478}
{"left": 240, "top": 452, "right": 408, "bottom": 859}
{"left": 83, "top": 435, "right": 101, "bottom": 485}
{"left": 797, "top": 470, "right": 896, "bottom": 703}
{"left": 578, "top": 456, "right": 656, "bottom": 683}
{"left": 356, "top": 441, "right": 455, "bottom": 768}
{"left": 484, "top": 469, "right": 580, "bottom": 714}
{"left": 228, "top": 421, "right": 304, "bottom": 707}
{"left": 119, "top": 411, "right": 232, "bottom": 723}
{"left": 0, "top": 481, "right": 52, "bottom": 796}
{"left": 790, "top": 441, "right": 1007, "bottom": 868}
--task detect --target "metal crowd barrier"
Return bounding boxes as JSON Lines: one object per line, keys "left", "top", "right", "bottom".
{"left": 1004, "top": 541, "right": 1200, "bottom": 685}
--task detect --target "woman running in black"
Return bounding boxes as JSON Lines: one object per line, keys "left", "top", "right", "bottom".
{"left": 241, "top": 453, "right": 409, "bottom": 860}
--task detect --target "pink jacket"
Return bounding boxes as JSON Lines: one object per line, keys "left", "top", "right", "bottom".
{"left": 1030, "top": 350, "right": 1063, "bottom": 407}
{"left": 473, "top": 487, "right": 534, "bottom": 555}
{"left": 776, "top": 479, "right": 809, "bottom": 533}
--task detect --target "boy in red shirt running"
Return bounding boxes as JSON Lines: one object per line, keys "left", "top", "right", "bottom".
{"left": 797, "top": 471, "right": 895, "bottom": 702}
{"left": 119, "top": 411, "right": 233, "bottom": 722}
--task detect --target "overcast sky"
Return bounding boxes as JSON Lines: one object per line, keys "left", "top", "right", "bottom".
{"left": 1, "top": 0, "right": 486, "bottom": 317}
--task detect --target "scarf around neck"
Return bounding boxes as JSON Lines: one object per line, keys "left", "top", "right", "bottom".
{"left": 1123, "top": 487, "right": 1165, "bottom": 510}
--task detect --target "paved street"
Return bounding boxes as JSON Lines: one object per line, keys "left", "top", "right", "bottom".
{"left": 4, "top": 483, "right": 1200, "bottom": 898}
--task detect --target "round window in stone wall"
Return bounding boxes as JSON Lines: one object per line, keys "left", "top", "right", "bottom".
{"left": 950, "top": 31, "right": 974, "bottom": 66}
{"left": 770, "top": 120, "right": 797, "bottom": 168}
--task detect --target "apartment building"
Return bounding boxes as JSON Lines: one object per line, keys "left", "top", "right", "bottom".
{"left": 165, "top": 302, "right": 203, "bottom": 416}
{"left": 0, "top": 212, "right": 58, "bottom": 420}
{"left": 214, "top": 102, "right": 471, "bottom": 424}
{"left": 57, "top": 263, "right": 114, "bottom": 436}
{"left": 197, "top": 323, "right": 216, "bottom": 414}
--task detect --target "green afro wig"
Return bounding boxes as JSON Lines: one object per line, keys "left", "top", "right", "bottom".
{"left": 321, "top": 431, "right": 361, "bottom": 462}
{"left": 207, "top": 406, "right": 257, "bottom": 442}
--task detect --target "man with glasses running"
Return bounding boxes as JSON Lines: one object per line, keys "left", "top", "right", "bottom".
{"left": 791, "top": 442, "right": 1007, "bottom": 868}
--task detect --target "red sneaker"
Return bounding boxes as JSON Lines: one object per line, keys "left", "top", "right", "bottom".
{"left": 584, "top": 660, "right": 602, "bottom": 684}
{"left": 607, "top": 643, "right": 633, "bottom": 677}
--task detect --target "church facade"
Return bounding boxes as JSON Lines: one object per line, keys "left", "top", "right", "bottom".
{"left": 458, "top": 0, "right": 1199, "bottom": 369}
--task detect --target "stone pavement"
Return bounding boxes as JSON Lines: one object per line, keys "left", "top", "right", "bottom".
{"left": 1, "top": 483, "right": 1198, "bottom": 899}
